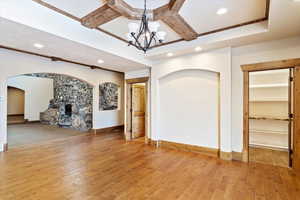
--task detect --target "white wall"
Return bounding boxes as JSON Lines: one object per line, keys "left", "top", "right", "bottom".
{"left": 159, "top": 70, "right": 219, "bottom": 148}
{"left": 0, "top": 49, "right": 124, "bottom": 151}
{"left": 151, "top": 36, "right": 300, "bottom": 154}
{"left": 7, "top": 76, "right": 53, "bottom": 121}
{"left": 151, "top": 48, "right": 232, "bottom": 152}
{"left": 231, "top": 36, "right": 300, "bottom": 152}
{"left": 125, "top": 69, "right": 150, "bottom": 79}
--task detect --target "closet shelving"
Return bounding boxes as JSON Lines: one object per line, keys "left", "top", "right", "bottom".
{"left": 250, "top": 83, "right": 288, "bottom": 103}
{"left": 249, "top": 83, "right": 288, "bottom": 88}
{"left": 249, "top": 70, "right": 289, "bottom": 150}
{"left": 249, "top": 116, "right": 289, "bottom": 121}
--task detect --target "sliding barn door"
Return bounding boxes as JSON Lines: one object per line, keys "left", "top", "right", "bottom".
{"left": 131, "top": 85, "right": 145, "bottom": 139}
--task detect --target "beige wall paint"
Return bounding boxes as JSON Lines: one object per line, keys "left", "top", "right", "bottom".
{"left": 7, "top": 87, "right": 24, "bottom": 115}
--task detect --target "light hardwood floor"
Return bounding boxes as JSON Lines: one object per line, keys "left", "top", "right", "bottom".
{"left": 8, "top": 123, "right": 85, "bottom": 148}
{"left": 0, "top": 131, "right": 299, "bottom": 200}
{"left": 249, "top": 146, "right": 289, "bottom": 167}
{"left": 7, "top": 115, "right": 26, "bottom": 125}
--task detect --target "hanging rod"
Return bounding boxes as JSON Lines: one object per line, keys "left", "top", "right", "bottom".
{"left": 0, "top": 45, "right": 123, "bottom": 74}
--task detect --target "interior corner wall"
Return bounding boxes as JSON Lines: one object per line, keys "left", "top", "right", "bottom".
{"left": 7, "top": 76, "right": 53, "bottom": 121}
{"left": 151, "top": 48, "right": 232, "bottom": 153}
{"left": 231, "top": 36, "right": 300, "bottom": 152}
{"left": 124, "top": 69, "right": 150, "bottom": 79}
{"left": 0, "top": 49, "right": 124, "bottom": 150}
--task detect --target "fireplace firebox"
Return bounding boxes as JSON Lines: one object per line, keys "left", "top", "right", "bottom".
{"left": 65, "top": 104, "right": 72, "bottom": 117}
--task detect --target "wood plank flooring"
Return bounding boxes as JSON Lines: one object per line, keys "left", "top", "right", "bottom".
{"left": 249, "top": 146, "right": 289, "bottom": 167}
{"left": 7, "top": 115, "right": 26, "bottom": 125}
{"left": 0, "top": 131, "right": 300, "bottom": 200}
{"left": 8, "top": 123, "right": 85, "bottom": 148}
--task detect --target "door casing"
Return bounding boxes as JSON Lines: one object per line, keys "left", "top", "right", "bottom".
{"left": 125, "top": 77, "right": 149, "bottom": 143}
{"left": 241, "top": 58, "right": 300, "bottom": 172}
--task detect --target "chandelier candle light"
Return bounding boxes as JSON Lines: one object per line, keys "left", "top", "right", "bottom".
{"left": 127, "top": 0, "right": 166, "bottom": 53}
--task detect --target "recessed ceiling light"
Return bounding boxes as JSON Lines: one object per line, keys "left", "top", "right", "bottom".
{"left": 195, "top": 47, "right": 202, "bottom": 52}
{"left": 217, "top": 8, "right": 228, "bottom": 15}
{"left": 167, "top": 53, "right": 173, "bottom": 57}
{"left": 33, "top": 43, "right": 44, "bottom": 49}
{"left": 97, "top": 59, "right": 104, "bottom": 64}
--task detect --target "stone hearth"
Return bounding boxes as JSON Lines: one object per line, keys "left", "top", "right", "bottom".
{"left": 27, "top": 73, "right": 93, "bottom": 131}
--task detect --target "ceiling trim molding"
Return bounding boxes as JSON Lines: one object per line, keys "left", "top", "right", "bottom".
{"left": 0, "top": 44, "right": 123, "bottom": 74}
{"left": 32, "top": 0, "right": 129, "bottom": 44}
{"left": 31, "top": 0, "right": 270, "bottom": 49}
{"left": 32, "top": 0, "right": 81, "bottom": 21}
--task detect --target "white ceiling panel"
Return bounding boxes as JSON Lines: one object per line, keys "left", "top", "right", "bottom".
{"left": 179, "top": 0, "right": 267, "bottom": 34}
{"left": 123, "top": 0, "right": 170, "bottom": 9}
{"left": 43, "top": 0, "right": 105, "bottom": 18}
{"left": 100, "top": 17, "right": 182, "bottom": 43}
{"left": 0, "top": 18, "right": 146, "bottom": 72}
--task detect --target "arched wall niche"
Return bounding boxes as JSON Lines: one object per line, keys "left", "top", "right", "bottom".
{"left": 158, "top": 69, "right": 220, "bottom": 149}
{"left": 150, "top": 47, "right": 232, "bottom": 154}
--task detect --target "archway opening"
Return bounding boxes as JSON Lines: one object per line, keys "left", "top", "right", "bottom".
{"left": 7, "top": 86, "right": 25, "bottom": 124}
{"left": 6, "top": 73, "right": 94, "bottom": 149}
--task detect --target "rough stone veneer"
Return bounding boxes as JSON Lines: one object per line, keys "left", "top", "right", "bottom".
{"left": 27, "top": 73, "right": 93, "bottom": 131}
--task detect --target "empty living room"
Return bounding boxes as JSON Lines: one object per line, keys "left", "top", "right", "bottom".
{"left": 1, "top": 0, "right": 300, "bottom": 199}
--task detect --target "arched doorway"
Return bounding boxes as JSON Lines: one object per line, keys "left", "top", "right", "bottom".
{"left": 7, "top": 86, "right": 25, "bottom": 124}
{"left": 6, "top": 73, "right": 94, "bottom": 149}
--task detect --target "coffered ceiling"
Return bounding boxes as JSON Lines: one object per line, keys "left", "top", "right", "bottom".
{"left": 1, "top": 0, "right": 300, "bottom": 73}
{"left": 34, "top": 0, "right": 269, "bottom": 46}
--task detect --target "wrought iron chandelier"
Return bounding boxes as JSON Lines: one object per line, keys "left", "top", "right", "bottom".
{"left": 127, "top": 0, "right": 166, "bottom": 53}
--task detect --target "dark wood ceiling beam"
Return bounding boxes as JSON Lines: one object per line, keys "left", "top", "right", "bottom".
{"left": 169, "top": 0, "right": 186, "bottom": 12}
{"left": 153, "top": 4, "right": 174, "bottom": 20}
{"left": 107, "top": 0, "right": 153, "bottom": 20}
{"left": 81, "top": 4, "right": 121, "bottom": 28}
{"left": 154, "top": 5, "right": 197, "bottom": 41}
{"left": 82, "top": 0, "right": 195, "bottom": 40}
{"left": 161, "top": 14, "right": 198, "bottom": 41}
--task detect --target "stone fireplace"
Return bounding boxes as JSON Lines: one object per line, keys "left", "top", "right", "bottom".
{"left": 65, "top": 104, "right": 72, "bottom": 117}
{"left": 27, "top": 73, "right": 93, "bottom": 131}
